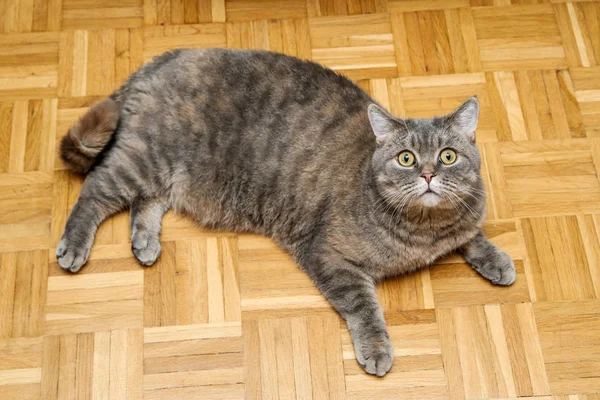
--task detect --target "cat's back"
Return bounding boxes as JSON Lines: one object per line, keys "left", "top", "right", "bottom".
{"left": 117, "top": 48, "right": 370, "bottom": 120}
{"left": 115, "top": 48, "right": 375, "bottom": 181}
{"left": 114, "top": 48, "right": 374, "bottom": 162}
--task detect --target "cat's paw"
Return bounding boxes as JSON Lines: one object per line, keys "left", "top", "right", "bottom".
{"left": 131, "top": 229, "right": 161, "bottom": 266}
{"left": 474, "top": 250, "right": 516, "bottom": 286}
{"left": 56, "top": 236, "right": 91, "bottom": 273}
{"left": 354, "top": 335, "right": 394, "bottom": 377}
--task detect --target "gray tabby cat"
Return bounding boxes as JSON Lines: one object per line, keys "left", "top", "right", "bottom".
{"left": 57, "top": 48, "right": 515, "bottom": 376}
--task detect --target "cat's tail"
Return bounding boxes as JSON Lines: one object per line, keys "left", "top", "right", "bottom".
{"left": 59, "top": 98, "right": 120, "bottom": 174}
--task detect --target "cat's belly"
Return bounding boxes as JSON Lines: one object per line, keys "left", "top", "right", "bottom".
{"left": 166, "top": 176, "right": 272, "bottom": 234}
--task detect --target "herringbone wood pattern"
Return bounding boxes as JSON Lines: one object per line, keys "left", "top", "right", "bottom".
{"left": 1, "top": 0, "right": 599, "bottom": 399}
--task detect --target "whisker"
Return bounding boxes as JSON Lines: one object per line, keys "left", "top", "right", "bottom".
{"left": 445, "top": 191, "right": 481, "bottom": 220}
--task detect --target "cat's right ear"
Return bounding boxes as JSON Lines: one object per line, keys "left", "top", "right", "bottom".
{"left": 368, "top": 104, "right": 400, "bottom": 142}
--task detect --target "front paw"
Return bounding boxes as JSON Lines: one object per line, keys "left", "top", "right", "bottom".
{"left": 354, "top": 334, "right": 394, "bottom": 377}
{"left": 56, "top": 236, "right": 91, "bottom": 273}
{"left": 473, "top": 250, "right": 516, "bottom": 286}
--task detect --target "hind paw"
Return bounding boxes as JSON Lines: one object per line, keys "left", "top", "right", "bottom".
{"left": 131, "top": 229, "right": 161, "bottom": 266}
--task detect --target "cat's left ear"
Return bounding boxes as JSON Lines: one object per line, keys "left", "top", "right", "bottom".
{"left": 445, "top": 96, "right": 479, "bottom": 143}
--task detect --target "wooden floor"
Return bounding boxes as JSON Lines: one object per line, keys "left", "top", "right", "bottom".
{"left": 1, "top": 0, "right": 600, "bottom": 399}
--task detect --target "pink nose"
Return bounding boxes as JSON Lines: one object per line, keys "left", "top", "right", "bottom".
{"left": 422, "top": 173, "right": 435, "bottom": 183}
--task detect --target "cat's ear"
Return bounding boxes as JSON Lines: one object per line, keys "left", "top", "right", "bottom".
{"left": 368, "top": 104, "right": 401, "bottom": 142}
{"left": 445, "top": 96, "right": 479, "bottom": 143}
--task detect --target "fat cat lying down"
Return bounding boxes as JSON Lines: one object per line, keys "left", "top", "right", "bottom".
{"left": 58, "top": 49, "right": 515, "bottom": 377}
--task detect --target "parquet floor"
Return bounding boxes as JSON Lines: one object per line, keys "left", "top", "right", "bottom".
{"left": 1, "top": 0, "right": 600, "bottom": 399}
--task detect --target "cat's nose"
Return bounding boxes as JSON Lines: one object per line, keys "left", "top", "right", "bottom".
{"left": 421, "top": 173, "right": 435, "bottom": 183}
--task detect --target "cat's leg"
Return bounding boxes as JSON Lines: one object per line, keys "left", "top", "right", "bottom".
{"left": 56, "top": 172, "right": 129, "bottom": 273}
{"left": 307, "top": 255, "right": 393, "bottom": 376}
{"left": 130, "top": 198, "right": 168, "bottom": 266}
{"left": 460, "top": 231, "right": 516, "bottom": 285}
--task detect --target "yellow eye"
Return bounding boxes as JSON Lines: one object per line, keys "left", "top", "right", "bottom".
{"left": 398, "top": 151, "right": 415, "bottom": 167}
{"left": 440, "top": 149, "right": 457, "bottom": 165}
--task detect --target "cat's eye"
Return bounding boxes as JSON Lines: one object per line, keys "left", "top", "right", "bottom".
{"left": 440, "top": 149, "right": 457, "bottom": 165}
{"left": 398, "top": 151, "right": 415, "bottom": 167}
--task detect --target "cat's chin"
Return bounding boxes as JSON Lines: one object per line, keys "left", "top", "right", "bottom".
{"left": 420, "top": 192, "right": 441, "bottom": 207}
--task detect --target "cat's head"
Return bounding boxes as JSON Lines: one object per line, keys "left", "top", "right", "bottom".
{"left": 368, "top": 96, "right": 483, "bottom": 212}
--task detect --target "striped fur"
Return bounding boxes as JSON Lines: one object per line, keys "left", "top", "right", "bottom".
{"left": 57, "top": 49, "right": 515, "bottom": 376}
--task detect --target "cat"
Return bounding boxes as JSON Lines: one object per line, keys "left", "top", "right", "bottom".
{"left": 57, "top": 48, "right": 516, "bottom": 377}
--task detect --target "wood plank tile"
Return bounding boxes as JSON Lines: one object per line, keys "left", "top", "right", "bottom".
{"left": 238, "top": 234, "right": 335, "bottom": 320}
{"left": 308, "top": 0, "right": 388, "bottom": 17}
{"left": 143, "top": 323, "right": 241, "bottom": 398}
{"left": 144, "top": 237, "right": 240, "bottom": 327}
{"left": 0, "top": 33, "right": 58, "bottom": 100}
{"left": 244, "top": 315, "right": 345, "bottom": 400}
{"left": 0, "top": 337, "right": 42, "bottom": 400}
{"left": 571, "top": 66, "right": 600, "bottom": 137}
{"left": 499, "top": 141, "right": 600, "bottom": 217}
{"left": 0, "top": 250, "right": 48, "bottom": 339}
{"left": 41, "top": 330, "right": 142, "bottom": 399}
{"left": 391, "top": 8, "right": 481, "bottom": 76}
{"left": 62, "top": 0, "right": 143, "bottom": 30}
{"left": 227, "top": 18, "right": 311, "bottom": 60}
{"left": 309, "top": 13, "right": 397, "bottom": 80}
{"left": 439, "top": 303, "right": 549, "bottom": 400}
{"left": 521, "top": 215, "right": 599, "bottom": 301}
{"left": 555, "top": 2, "right": 600, "bottom": 68}
{"left": 225, "top": 0, "right": 307, "bottom": 22}
{"left": 45, "top": 269, "right": 143, "bottom": 335}
{"left": 472, "top": 4, "right": 567, "bottom": 71}
{"left": 535, "top": 300, "right": 600, "bottom": 394}
{"left": 487, "top": 70, "right": 584, "bottom": 141}
{"left": 143, "top": 23, "right": 227, "bottom": 60}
